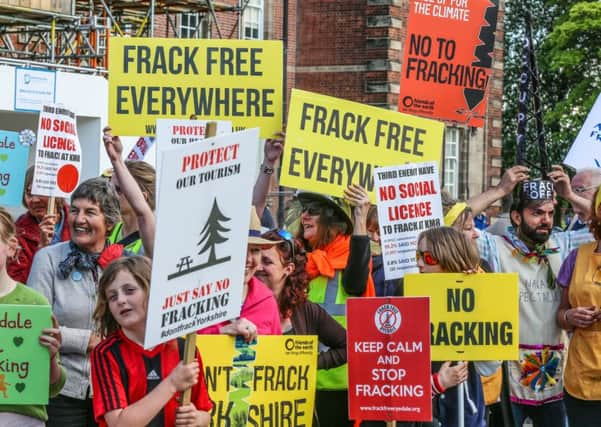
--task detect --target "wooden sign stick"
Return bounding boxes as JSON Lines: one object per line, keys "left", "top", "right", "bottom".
{"left": 181, "top": 120, "right": 217, "bottom": 406}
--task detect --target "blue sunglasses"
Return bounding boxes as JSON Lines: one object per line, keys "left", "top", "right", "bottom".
{"left": 272, "top": 228, "right": 295, "bottom": 259}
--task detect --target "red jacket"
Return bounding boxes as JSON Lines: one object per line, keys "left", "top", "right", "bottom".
{"left": 8, "top": 204, "right": 71, "bottom": 283}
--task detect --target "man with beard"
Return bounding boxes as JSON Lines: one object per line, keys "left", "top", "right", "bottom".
{"left": 477, "top": 176, "right": 593, "bottom": 427}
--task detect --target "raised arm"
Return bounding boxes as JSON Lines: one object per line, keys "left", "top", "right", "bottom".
{"left": 252, "top": 132, "right": 284, "bottom": 219}
{"left": 548, "top": 164, "right": 592, "bottom": 220}
{"left": 467, "top": 165, "right": 529, "bottom": 215}
{"left": 102, "top": 127, "right": 156, "bottom": 257}
{"left": 341, "top": 184, "right": 371, "bottom": 296}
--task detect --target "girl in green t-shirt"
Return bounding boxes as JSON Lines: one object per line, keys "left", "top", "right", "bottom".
{"left": 0, "top": 206, "right": 66, "bottom": 425}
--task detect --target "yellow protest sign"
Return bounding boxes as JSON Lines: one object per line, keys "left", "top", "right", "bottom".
{"left": 403, "top": 273, "right": 519, "bottom": 361}
{"left": 197, "top": 335, "right": 317, "bottom": 427}
{"left": 109, "top": 38, "right": 283, "bottom": 138}
{"left": 281, "top": 89, "right": 444, "bottom": 201}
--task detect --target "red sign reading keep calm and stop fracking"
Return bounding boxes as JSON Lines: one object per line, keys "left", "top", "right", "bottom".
{"left": 347, "top": 297, "right": 431, "bottom": 422}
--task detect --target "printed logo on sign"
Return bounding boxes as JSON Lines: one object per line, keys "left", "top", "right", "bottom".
{"left": 284, "top": 338, "right": 314, "bottom": 355}
{"left": 590, "top": 123, "right": 601, "bottom": 143}
{"left": 375, "top": 304, "right": 401, "bottom": 334}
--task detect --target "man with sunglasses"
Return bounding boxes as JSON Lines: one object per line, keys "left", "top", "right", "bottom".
{"left": 477, "top": 175, "right": 594, "bottom": 427}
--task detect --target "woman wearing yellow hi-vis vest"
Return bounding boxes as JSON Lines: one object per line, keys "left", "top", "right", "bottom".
{"left": 102, "top": 127, "right": 156, "bottom": 257}
{"left": 294, "top": 184, "right": 375, "bottom": 427}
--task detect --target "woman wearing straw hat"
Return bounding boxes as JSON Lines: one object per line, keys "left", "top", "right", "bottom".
{"left": 198, "top": 208, "right": 282, "bottom": 339}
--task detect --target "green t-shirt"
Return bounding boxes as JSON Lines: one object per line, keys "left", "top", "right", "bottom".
{"left": 0, "top": 283, "right": 67, "bottom": 421}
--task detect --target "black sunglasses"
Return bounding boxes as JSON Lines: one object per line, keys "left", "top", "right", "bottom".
{"left": 300, "top": 201, "right": 322, "bottom": 216}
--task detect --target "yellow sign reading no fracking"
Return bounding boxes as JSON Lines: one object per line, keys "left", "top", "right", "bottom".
{"left": 109, "top": 37, "right": 283, "bottom": 138}
{"left": 281, "top": 89, "right": 444, "bottom": 202}
{"left": 404, "top": 273, "right": 519, "bottom": 361}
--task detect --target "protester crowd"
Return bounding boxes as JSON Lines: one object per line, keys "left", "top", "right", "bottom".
{"left": 2, "top": 123, "right": 601, "bottom": 427}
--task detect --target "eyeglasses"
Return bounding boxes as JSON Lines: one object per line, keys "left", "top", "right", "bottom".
{"left": 272, "top": 228, "right": 295, "bottom": 259}
{"left": 300, "top": 202, "right": 322, "bottom": 216}
{"left": 573, "top": 185, "right": 597, "bottom": 194}
{"left": 415, "top": 250, "right": 439, "bottom": 266}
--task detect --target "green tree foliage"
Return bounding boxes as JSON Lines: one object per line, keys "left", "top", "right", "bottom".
{"left": 502, "top": 1, "right": 601, "bottom": 172}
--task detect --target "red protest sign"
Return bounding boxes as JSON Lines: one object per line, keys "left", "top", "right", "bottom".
{"left": 347, "top": 297, "right": 431, "bottom": 422}
{"left": 399, "top": 0, "right": 499, "bottom": 127}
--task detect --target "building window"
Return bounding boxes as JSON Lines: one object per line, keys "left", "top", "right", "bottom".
{"left": 241, "top": 0, "right": 263, "bottom": 40}
{"left": 443, "top": 127, "right": 459, "bottom": 198}
{"left": 179, "top": 13, "right": 209, "bottom": 38}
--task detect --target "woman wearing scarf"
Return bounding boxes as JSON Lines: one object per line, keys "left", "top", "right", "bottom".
{"left": 295, "top": 184, "right": 375, "bottom": 427}
{"left": 28, "top": 177, "right": 122, "bottom": 427}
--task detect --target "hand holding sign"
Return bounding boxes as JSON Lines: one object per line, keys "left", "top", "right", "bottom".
{"left": 438, "top": 361, "right": 468, "bottom": 390}
{"left": 102, "top": 126, "right": 124, "bottom": 162}
{"left": 264, "top": 131, "right": 285, "bottom": 166}
{"left": 498, "top": 165, "right": 530, "bottom": 195}
{"left": 38, "top": 214, "right": 57, "bottom": 248}
{"left": 220, "top": 318, "right": 259, "bottom": 343}
{"left": 176, "top": 403, "right": 210, "bottom": 426}
{"left": 39, "top": 315, "right": 61, "bottom": 359}
{"left": 168, "top": 361, "right": 200, "bottom": 392}
{"left": 344, "top": 184, "right": 370, "bottom": 235}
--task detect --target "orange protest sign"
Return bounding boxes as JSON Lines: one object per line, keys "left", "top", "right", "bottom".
{"left": 398, "top": 0, "right": 499, "bottom": 127}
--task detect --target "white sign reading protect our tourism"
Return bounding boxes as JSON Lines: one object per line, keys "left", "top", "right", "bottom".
{"left": 32, "top": 104, "right": 82, "bottom": 198}
{"left": 14, "top": 67, "right": 56, "bottom": 112}
{"left": 374, "top": 162, "right": 443, "bottom": 280}
{"left": 564, "top": 92, "right": 601, "bottom": 169}
{"left": 144, "top": 128, "right": 260, "bottom": 348}
{"left": 156, "top": 118, "right": 232, "bottom": 150}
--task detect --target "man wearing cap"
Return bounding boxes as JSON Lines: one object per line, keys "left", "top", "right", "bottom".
{"left": 477, "top": 166, "right": 594, "bottom": 427}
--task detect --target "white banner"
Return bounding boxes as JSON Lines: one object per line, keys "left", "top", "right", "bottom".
{"left": 32, "top": 104, "right": 82, "bottom": 198}
{"left": 144, "top": 128, "right": 260, "bottom": 348}
{"left": 14, "top": 67, "right": 56, "bottom": 112}
{"left": 374, "top": 162, "right": 443, "bottom": 279}
{"left": 564, "top": 92, "right": 601, "bottom": 169}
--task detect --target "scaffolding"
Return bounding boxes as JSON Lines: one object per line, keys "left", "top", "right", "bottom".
{"left": 0, "top": 0, "right": 248, "bottom": 73}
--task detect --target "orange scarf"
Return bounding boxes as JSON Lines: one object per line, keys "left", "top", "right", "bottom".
{"left": 306, "top": 234, "right": 376, "bottom": 297}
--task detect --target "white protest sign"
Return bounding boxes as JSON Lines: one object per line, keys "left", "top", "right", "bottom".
{"left": 156, "top": 119, "right": 232, "bottom": 150}
{"left": 125, "top": 136, "right": 156, "bottom": 161}
{"left": 374, "top": 162, "right": 443, "bottom": 279}
{"left": 144, "top": 128, "right": 260, "bottom": 348}
{"left": 32, "top": 104, "right": 82, "bottom": 198}
{"left": 153, "top": 119, "right": 233, "bottom": 204}
{"left": 564, "top": 92, "right": 601, "bottom": 169}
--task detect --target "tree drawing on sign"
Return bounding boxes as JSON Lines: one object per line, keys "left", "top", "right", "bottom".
{"left": 167, "top": 198, "right": 232, "bottom": 280}
{"left": 197, "top": 198, "right": 231, "bottom": 267}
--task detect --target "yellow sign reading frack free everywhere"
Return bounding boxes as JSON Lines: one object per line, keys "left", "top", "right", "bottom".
{"left": 197, "top": 335, "right": 317, "bottom": 427}
{"left": 281, "top": 89, "right": 444, "bottom": 202}
{"left": 404, "top": 273, "right": 519, "bottom": 361}
{"left": 109, "top": 38, "right": 283, "bottom": 138}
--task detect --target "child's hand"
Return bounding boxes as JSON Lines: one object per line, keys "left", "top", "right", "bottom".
{"left": 438, "top": 361, "right": 468, "bottom": 390}
{"left": 168, "top": 361, "right": 199, "bottom": 392}
{"left": 175, "top": 403, "right": 210, "bottom": 427}
{"left": 39, "top": 315, "right": 61, "bottom": 359}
